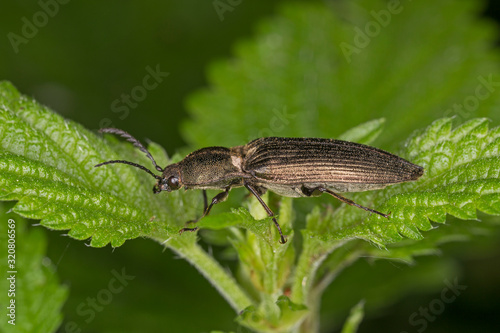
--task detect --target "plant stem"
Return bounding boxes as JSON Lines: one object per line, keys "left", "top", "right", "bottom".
{"left": 291, "top": 238, "right": 362, "bottom": 333}
{"left": 164, "top": 236, "right": 253, "bottom": 312}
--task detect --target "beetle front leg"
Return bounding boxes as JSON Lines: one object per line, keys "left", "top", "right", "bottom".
{"left": 302, "top": 186, "right": 390, "bottom": 218}
{"left": 179, "top": 188, "right": 230, "bottom": 235}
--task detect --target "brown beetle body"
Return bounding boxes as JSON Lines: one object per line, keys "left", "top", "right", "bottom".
{"left": 241, "top": 137, "right": 423, "bottom": 196}
{"left": 96, "top": 129, "right": 424, "bottom": 244}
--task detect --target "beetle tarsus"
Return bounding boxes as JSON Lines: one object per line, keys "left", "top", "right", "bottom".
{"left": 179, "top": 227, "right": 199, "bottom": 234}
{"left": 274, "top": 217, "right": 287, "bottom": 244}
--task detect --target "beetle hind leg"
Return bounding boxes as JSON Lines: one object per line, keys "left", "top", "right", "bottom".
{"left": 245, "top": 182, "right": 287, "bottom": 244}
{"left": 302, "top": 186, "right": 390, "bottom": 218}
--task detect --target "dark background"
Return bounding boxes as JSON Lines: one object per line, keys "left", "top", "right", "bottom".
{"left": 1, "top": 1, "right": 500, "bottom": 332}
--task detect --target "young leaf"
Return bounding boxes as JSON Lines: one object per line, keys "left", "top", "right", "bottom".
{"left": 236, "top": 296, "right": 308, "bottom": 333}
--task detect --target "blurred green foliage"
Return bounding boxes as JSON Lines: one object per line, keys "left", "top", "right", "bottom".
{"left": 0, "top": 202, "right": 67, "bottom": 333}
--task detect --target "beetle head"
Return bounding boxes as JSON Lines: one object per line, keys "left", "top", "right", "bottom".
{"left": 95, "top": 128, "right": 183, "bottom": 194}
{"left": 154, "top": 165, "right": 182, "bottom": 193}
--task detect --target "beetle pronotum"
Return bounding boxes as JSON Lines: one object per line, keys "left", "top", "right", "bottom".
{"left": 96, "top": 128, "right": 424, "bottom": 243}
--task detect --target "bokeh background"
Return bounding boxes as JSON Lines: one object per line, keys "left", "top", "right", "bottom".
{"left": 2, "top": 1, "right": 500, "bottom": 332}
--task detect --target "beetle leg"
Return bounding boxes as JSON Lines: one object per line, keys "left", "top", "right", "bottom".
{"left": 204, "top": 188, "right": 230, "bottom": 216}
{"left": 202, "top": 189, "right": 208, "bottom": 212}
{"left": 245, "top": 182, "right": 287, "bottom": 244}
{"left": 243, "top": 185, "right": 266, "bottom": 200}
{"left": 184, "top": 190, "right": 207, "bottom": 225}
{"left": 179, "top": 188, "right": 230, "bottom": 235}
{"left": 303, "top": 186, "right": 389, "bottom": 218}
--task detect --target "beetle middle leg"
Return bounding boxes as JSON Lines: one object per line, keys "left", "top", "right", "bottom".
{"left": 245, "top": 182, "right": 287, "bottom": 244}
{"left": 302, "top": 186, "right": 390, "bottom": 218}
{"left": 179, "top": 188, "right": 231, "bottom": 234}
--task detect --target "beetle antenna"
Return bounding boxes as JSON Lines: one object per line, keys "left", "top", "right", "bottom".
{"left": 99, "top": 128, "right": 163, "bottom": 172}
{"left": 95, "top": 160, "right": 162, "bottom": 180}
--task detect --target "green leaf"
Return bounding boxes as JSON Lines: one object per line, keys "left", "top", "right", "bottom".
{"left": 319, "top": 118, "right": 500, "bottom": 246}
{"left": 198, "top": 208, "right": 269, "bottom": 232}
{"left": 367, "top": 216, "right": 500, "bottom": 263}
{"left": 0, "top": 203, "right": 68, "bottom": 333}
{"left": 0, "top": 81, "right": 199, "bottom": 247}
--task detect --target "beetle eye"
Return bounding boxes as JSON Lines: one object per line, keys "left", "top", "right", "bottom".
{"left": 167, "top": 176, "right": 180, "bottom": 190}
